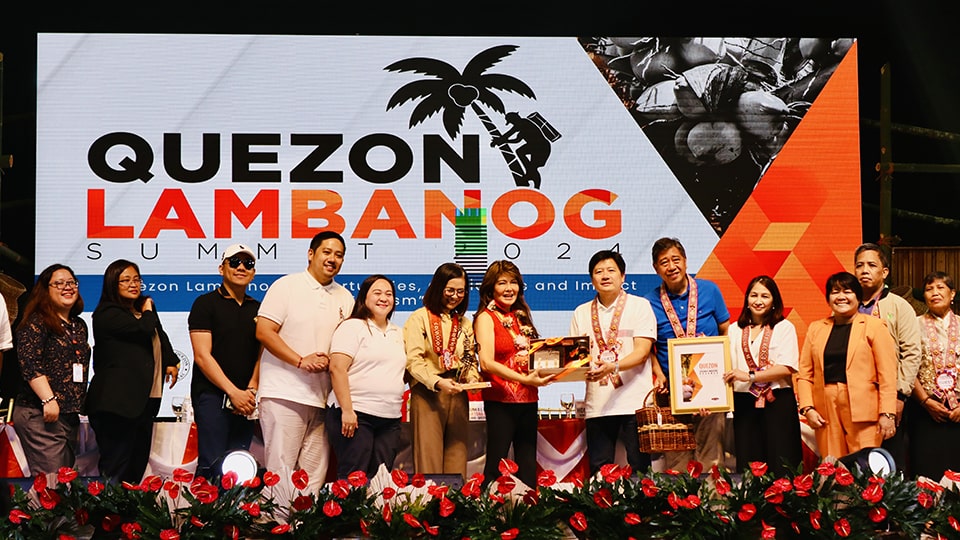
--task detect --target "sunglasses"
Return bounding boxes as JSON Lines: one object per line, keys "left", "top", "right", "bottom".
{"left": 226, "top": 255, "right": 255, "bottom": 270}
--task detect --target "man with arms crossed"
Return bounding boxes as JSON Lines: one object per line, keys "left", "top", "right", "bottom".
{"left": 256, "top": 231, "right": 355, "bottom": 492}
{"left": 644, "top": 237, "right": 730, "bottom": 471}
{"left": 188, "top": 244, "right": 262, "bottom": 480}
{"left": 854, "top": 242, "right": 921, "bottom": 471}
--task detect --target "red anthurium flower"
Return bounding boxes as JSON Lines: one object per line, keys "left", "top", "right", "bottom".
{"left": 292, "top": 495, "right": 312, "bottom": 511}
{"left": 57, "top": 534, "right": 76, "bottom": 540}
{"left": 382, "top": 486, "right": 396, "bottom": 500}
{"left": 33, "top": 474, "right": 47, "bottom": 492}
{"left": 498, "top": 458, "right": 519, "bottom": 476}
{"left": 710, "top": 464, "right": 722, "bottom": 479}
{"left": 594, "top": 487, "right": 613, "bottom": 508}
{"left": 810, "top": 509, "right": 822, "bottom": 530}
{"left": 749, "top": 462, "right": 768, "bottom": 477}
{"left": 816, "top": 462, "right": 836, "bottom": 476}
{"left": 918, "top": 491, "right": 935, "bottom": 509}
{"left": 641, "top": 478, "right": 659, "bottom": 497}
{"left": 869, "top": 506, "right": 887, "bottom": 523}
{"left": 159, "top": 530, "right": 180, "bottom": 540}
{"left": 241, "top": 476, "right": 261, "bottom": 488}
{"left": 834, "top": 468, "right": 854, "bottom": 486}
{"left": 271, "top": 524, "right": 290, "bottom": 535}
{"left": 332, "top": 479, "right": 351, "bottom": 499}
{"left": 791, "top": 522, "right": 800, "bottom": 534}
{"left": 360, "top": 519, "right": 370, "bottom": 536}
{"left": 392, "top": 469, "right": 409, "bottom": 488}
{"left": 862, "top": 483, "right": 884, "bottom": 503}
{"left": 348, "top": 470, "right": 368, "bottom": 487}
{"left": 763, "top": 487, "right": 784, "bottom": 505}
{"left": 121, "top": 481, "right": 140, "bottom": 491}
{"left": 949, "top": 516, "right": 960, "bottom": 531}
{"left": 57, "top": 467, "right": 78, "bottom": 483}
{"left": 440, "top": 497, "right": 456, "bottom": 517}
{"left": 945, "top": 470, "right": 960, "bottom": 483}
{"left": 142, "top": 475, "right": 163, "bottom": 492}
{"left": 428, "top": 484, "right": 449, "bottom": 498}
{"left": 9, "top": 509, "right": 31, "bottom": 524}
{"left": 834, "top": 518, "right": 851, "bottom": 537}
{"left": 121, "top": 521, "right": 143, "bottom": 539}
{"left": 716, "top": 511, "right": 731, "bottom": 524}
{"left": 738, "top": 503, "right": 757, "bottom": 521}
{"left": 522, "top": 490, "right": 538, "bottom": 506}
{"left": 263, "top": 471, "right": 280, "bottom": 487}
{"left": 773, "top": 478, "right": 793, "bottom": 493}
{"left": 224, "top": 525, "right": 239, "bottom": 540}
{"left": 167, "top": 484, "right": 180, "bottom": 499}
{"left": 172, "top": 468, "right": 193, "bottom": 483}
{"left": 164, "top": 480, "right": 176, "bottom": 492}
{"left": 793, "top": 474, "right": 813, "bottom": 491}
{"left": 75, "top": 508, "right": 89, "bottom": 526}
{"left": 101, "top": 514, "right": 121, "bottom": 531}
{"left": 323, "top": 500, "right": 343, "bottom": 517}
{"left": 761, "top": 520, "right": 776, "bottom": 539}
{"left": 664, "top": 468, "right": 681, "bottom": 476}
{"left": 496, "top": 475, "right": 516, "bottom": 495}
{"left": 682, "top": 494, "right": 701, "bottom": 508}
{"left": 489, "top": 493, "right": 505, "bottom": 504}
{"left": 241, "top": 502, "right": 261, "bottom": 517}
{"left": 291, "top": 469, "right": 309, "bottom": 490}
{"left": 667, "top": 492, "right": 680, "bottom": 510}
{"left": 569, "top": 511, "right": 588, "bottom": 532}
{"left": 917, "top": 478, "right": 944, "bottom": 493}
{"left": 193, "top": 484, "right": 219, "bottom": 504}
{"left": 687, "top": 460, "right": 703, "bottom": 478}
{"left": 714, "top": 478, "right": 731, "bottom": 495}
{"left": 412, "top": 473, "right": 427, "bottom": 487}
{"left": 87, "top": 480, "right": 104, "bottom": 496}
{"left": 221, "top": 471, "right": 237, "bottom": 490}
{"left": 624, "top": 512, "right": 642, "bottom": 525}
{"left": 190, "top": 516, "right": 205, "bottom": 528}
{"left": 599, "top": 463, "right": 619, "bottom": 480}
{"left": 537, "top": 470, "right": 557, "bottom": 487}
{"left": 501, "top": 527, "right": 519, "bottom": 540}
{"left": 403, "top": 513, "right": 422, "bottom": 529}
{"left": 424, "top": 521, "right": 439, "bottom": 536}
{"left": 39, "top": 488, "right": 60, "bottom": 509}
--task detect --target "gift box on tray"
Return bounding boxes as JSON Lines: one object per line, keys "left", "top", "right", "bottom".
{"left": 529, "top": 336, "right": 591, "bottom": 381}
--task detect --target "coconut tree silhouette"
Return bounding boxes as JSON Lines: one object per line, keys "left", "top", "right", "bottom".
{"left": 384, "top": 45, "right": 537, "bottom": 187}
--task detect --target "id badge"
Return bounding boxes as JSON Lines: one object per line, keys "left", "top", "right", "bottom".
{"left": 73, "top": 363, "right": 84, "bottom": 383}
{"left": 600, "top": 350, "right": 616, "bottom": 365}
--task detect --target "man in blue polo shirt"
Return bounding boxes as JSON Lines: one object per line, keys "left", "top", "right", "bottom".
{"left": 644, "top": 237, "right": 730, "bottom": 471}
{"left": 188, "top": 243, "right": 262, "bottom": 480}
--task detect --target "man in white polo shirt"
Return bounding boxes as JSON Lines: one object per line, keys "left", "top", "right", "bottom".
{"left": 256, "top": 231, "right": 355, "bottom": 492}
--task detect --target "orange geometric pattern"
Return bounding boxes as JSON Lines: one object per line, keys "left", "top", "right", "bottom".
{"left": 698, "top": 42, "right": 862, "bottom": 343}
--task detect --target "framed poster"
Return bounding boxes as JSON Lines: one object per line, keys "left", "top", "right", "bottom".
{"left": 667, "top": 336, "right": 733, "bottom": 414}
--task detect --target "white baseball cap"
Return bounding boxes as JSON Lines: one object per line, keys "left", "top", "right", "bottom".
{"left": 222, "top": 243, "right": 256, "bottom": 261}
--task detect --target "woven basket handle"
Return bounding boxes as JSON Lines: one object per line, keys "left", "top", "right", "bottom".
{"left": 642, "top": 388, "right": 660, "bottom": 411}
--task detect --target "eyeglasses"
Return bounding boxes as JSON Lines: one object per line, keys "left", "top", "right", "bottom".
{"left": 119, "top": 277, "right": 143, "bottom": 286}
{"left": 444, "top": 287, "right": 466, "bottom": 297}
{"left": 49, "top": 279, "right": 79, "bottom": 290}
{"left": 226, "top": 256, "right": 255, "bottom": 270}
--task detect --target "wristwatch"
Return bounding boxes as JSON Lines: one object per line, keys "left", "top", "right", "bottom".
{"left": 748, "top": 370, "right": 756, "bottom": 383}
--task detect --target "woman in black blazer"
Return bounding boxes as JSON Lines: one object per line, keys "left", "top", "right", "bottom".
{"left": 85, "top": 259, "right": 179, "bottom": 483}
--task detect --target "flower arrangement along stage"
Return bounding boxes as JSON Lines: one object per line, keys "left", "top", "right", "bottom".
{"left": 3, "top": 459, "right": 960, "bottom": 539}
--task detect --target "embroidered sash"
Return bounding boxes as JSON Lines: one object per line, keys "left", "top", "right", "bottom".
{"left": 741, "top": 325, "right": 775, "bottom": 407}
{"left": 660, "top": 278, "right": 698, "bottom": 338}
{"left": 590, "top": 291, "right": 625, "bottom": 387}
{"left": 430, "top": 312, "right": 460, "bottom": 371}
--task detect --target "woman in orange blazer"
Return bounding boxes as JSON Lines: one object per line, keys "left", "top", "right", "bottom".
{"left": 796, "top": 271, "right": 898, "bottom": 461}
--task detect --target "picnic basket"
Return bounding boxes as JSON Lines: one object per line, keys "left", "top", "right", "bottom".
{"left": 636, "top": 388, "right": 696, "bottom": 453}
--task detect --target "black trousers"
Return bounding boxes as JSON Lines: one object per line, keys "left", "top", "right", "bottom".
{"left": 732, "top": 388, "right": 802, "bottom": 476}
{"left": 89, "top": 398, "right": 160, "bottom": 484}
{"left": 482, "top": 401, "right": 538, "bottom": 489}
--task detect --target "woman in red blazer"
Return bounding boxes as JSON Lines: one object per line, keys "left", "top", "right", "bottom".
{"left": 796, "top": 271, "right": 898, "bottom": 461}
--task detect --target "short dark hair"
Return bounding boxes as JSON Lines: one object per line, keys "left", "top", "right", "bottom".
{"left": 423, "top": 263, "right": 470, "bottom": 316}
{"left": 350, "top": 274, "right": 396, "bottom": 321}
{"left": 825, "top": 271, "right": 863, "bottom": 302}
{"left": 652, "top": 237, "right": 685, "bottom": 265}
{"left": 736, "top": 275, "right": 785, "bottom": 328}
{"left": 474, "top": 260, "right": 538, "bottom": 338}
{"left": 922, "top": 271, "right": 955, "bottom": 291}
{"left": 854, "top": 243, "right": 889, "bottom": 268}
{"left": 17, "top": 263, "right": 84, "bottom": 334}
{"left": 589, "top": 250, "right": 625, "bottom": 275}
{"left": 309, "top": 231, "right": 346, "bottom": 253}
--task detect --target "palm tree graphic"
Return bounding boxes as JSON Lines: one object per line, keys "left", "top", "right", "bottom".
{"left": 384, "top": 45, "right": 540, "bottom": 188}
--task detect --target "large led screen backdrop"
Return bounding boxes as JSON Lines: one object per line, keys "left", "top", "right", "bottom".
{"left": 36, "top": 35, "right": 861, "bottom": 408}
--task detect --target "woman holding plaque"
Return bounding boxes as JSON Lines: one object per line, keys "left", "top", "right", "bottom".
{"left": 570, "top": 250, "right": 662, "bottom": 475}
{"left": 403, "top": 262, "right": 480, "bottom": 480}
{"left": 908, "top": 271, "right": 960, "bottom": 480}
{"left": 722, "top": 275, "right": 802, "bottom": 476}
{"left": 474, "top": 260, "right": 553, "bottom": 489}
{"left": 796, "top": 271, "right": 898, "bottom": 461}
